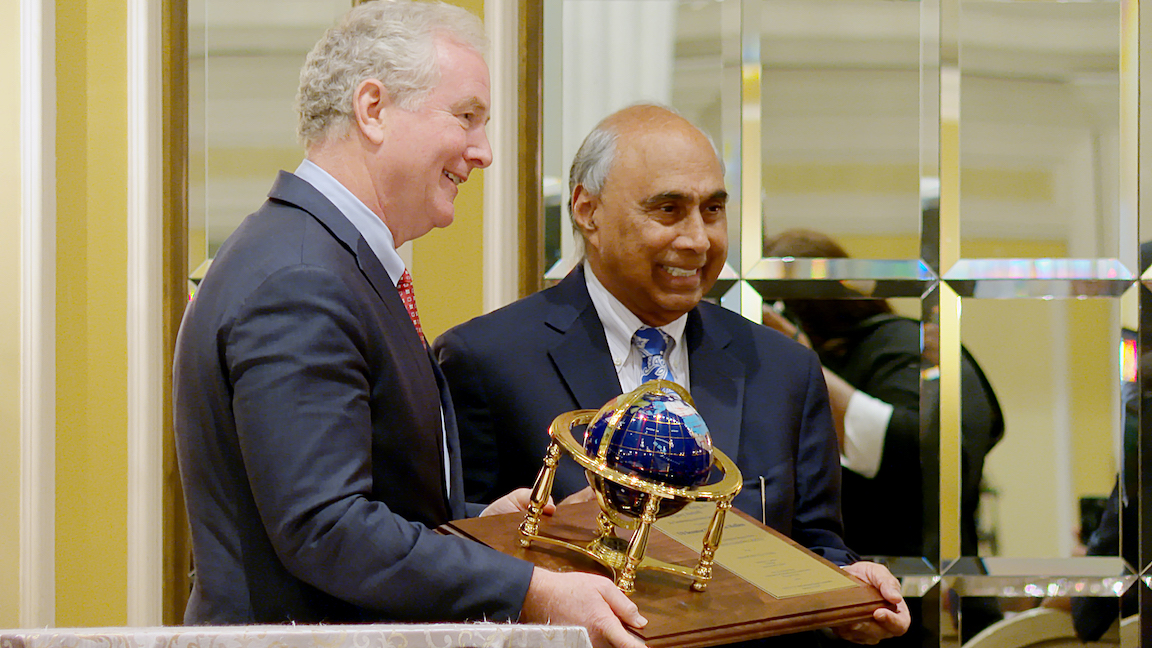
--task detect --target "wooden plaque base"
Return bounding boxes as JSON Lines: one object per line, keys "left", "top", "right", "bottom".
{"left": 439, "top": 502, "right": 890, "bottom": 648}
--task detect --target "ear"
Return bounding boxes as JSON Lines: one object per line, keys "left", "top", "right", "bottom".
{"left": 570, "top": 184, "right": 599, "bottom": 237}
{"left": 353, "top": 78, "right": 392, "bottom": 145}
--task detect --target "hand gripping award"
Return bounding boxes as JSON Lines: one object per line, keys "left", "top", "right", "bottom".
{"left": 441, "top": 382, "right": 892, "bottom": 648}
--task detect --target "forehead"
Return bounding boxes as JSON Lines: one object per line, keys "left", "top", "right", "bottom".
{"left": 607, "top": 127, "right": 725, "bottom": 198}
{"left": 428, "top": 37, "right": 491, "bottom": 108}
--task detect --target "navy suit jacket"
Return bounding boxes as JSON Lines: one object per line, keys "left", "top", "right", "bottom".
{"left": 434, "top": 266, "right": 856, "bottom": 565}
{"left": 174, "top": 171, "right": 532, "bottom": 625}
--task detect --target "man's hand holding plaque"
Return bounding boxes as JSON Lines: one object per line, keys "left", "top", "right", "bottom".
{"left": 833, "top": 562, "right": 912, "bottom": 644}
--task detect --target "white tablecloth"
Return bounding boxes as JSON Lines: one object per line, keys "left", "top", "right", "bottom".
{"left": 0, "top": 624, "right": 592, "bottom": 648}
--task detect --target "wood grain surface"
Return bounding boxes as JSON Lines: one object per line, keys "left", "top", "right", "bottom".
{"left": 440, "top": 502, "right": 891, "bottom": 648}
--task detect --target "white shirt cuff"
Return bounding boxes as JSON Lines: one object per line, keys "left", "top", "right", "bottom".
{"left": 839, "top": 390, "right": 894, "bottom": 479}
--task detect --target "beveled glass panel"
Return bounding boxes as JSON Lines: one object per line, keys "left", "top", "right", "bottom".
{"left": 960, "top": 297, "right": 1126, "bottom": 560}
{"left": 945, "top": 259, "right": 1134, "bottom": 298}
{"left": 757, "top": 0, "right": 924, "bottom": 259}
{"left": 944, "top": 558, "right": 1135, "bottom": 644}
{"left": 748, "top": 258, "right": 937, "bottom": 300}
{"left": 956, "top": 0, "right": 1122, "bottom": 261}
{"left": 190, "top": 0, "right": 347, "bottom": 259}
{"left": 542, "top": 0, "right": 734, "bottom": 280}
{"left": 945, "top": 557, "right": 1134, "bottom": 597}
{"left": 745, "top": 291, "right": 936, "bottom": 567}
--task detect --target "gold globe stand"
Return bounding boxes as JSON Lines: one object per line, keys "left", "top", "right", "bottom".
{"left": 519, "top": 381, "right": 743, "bottom": 594}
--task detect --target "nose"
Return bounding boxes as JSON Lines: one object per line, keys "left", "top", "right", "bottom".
{"left": 675, "top": 210, "right": 711, "bottom": 253}
{"left": 466, "top": 127, "right": 493, "bottom": 169}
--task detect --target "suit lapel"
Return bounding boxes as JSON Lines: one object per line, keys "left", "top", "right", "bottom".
{"left": 546, "top": 268, "right": 624, "bottom": 411}
{"left": 269, "top": 170, "right": 448, "bottom": 514}
{"left": 268, "top": 171, "right": 424, "bottom": 352}
{"left": 268, "top": 171, "right": 361, "bottom": 250}
{"left": 686, "top": 307, "right": 745, "bottom": 460}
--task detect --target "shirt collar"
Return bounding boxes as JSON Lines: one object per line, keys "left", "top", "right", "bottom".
{"left": 295, "top": 159, "right": 406, "bottom": 286}
{"left": 583, "top": 260, "right": 687, "bottom": 366}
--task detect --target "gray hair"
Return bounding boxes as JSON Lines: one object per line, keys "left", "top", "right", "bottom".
{"left": 568, "top": 126, "right": 619, "bottom": 206}
{"left": 296, "top": 0, "right": 487, "bottom": 148}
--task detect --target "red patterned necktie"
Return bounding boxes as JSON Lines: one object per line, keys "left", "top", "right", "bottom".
{"left": 396, "top": 269, "right": 426, "bottom": 345}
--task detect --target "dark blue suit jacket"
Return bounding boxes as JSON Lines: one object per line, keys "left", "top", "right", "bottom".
{"left": 174, "top": 171, "right": 533, "bottom": 625}
{"left": 434, "top": 265, "right": 856, "bottom": 566}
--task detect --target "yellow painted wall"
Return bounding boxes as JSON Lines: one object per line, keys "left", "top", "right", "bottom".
{"left": 1066, "top": 301, "right": 1119, "bottom": 499}
{"left": 0, "top": 0, "right": 21, "bottom": 628}
{"left": 414, "top": 168, "right": 486, "bottom": 341}
{"left": 412, "top": 0, "right": 485, "bottom": 342}
{"left": 55, "top": 0, "right": 128, "bottom": 625}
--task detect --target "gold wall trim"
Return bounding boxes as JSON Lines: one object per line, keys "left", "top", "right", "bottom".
{"left": 162, "top": 0, "right": 191, "bottom": 625}
{"left": 517, "top": 0, "right": 543, "bottom": 298}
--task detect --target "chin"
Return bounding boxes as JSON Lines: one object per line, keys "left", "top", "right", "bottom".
{"left": 657, "top": 298, "right": 700, "bottom": 320}
{"left": 431, "top": 210, "right": 456, "bottom": 229}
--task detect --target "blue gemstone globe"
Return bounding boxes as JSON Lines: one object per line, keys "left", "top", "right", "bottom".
{"left": 583, "top": 385, "right": 713, "bottom": 518}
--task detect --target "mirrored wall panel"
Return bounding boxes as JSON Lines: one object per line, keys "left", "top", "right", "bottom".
{"left": 189, "top": 0, "right": 349, "bottom": 271}
{"left": 963, "top": 298, "right": 1125, "bottom": 559}
{"left": 540, "top": 0, "right": 1142, "bottom": 642}
{"left": 956, "top": 0, "right": 1122, "bottom": 262}
{"left": 759, "top": 0, "right": 923, "bottom": 257}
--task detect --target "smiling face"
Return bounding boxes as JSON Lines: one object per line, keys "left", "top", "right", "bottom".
{"left": 372, "top": 35, "right": 492, "bottom": 244}
{"left": 573, "top": 110, "right": 728, "bottom": 327}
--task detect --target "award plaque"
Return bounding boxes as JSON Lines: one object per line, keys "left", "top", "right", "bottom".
{"left": 440, "top": 500, "right": 892, "bottom": 648}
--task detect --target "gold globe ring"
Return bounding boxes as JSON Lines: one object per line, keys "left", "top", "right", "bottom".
{"left": 518, "top": 381, "right": 743, "bottom": 593}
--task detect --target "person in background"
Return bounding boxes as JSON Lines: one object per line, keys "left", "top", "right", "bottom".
{"left": 172, "top": 4, "right": 646, "bottom": 646}
{"left": 436, "top": 104, "right": 910, "bottom": 647}
{"left": 761, "top": 228, "right": 1005, "bottom": 644}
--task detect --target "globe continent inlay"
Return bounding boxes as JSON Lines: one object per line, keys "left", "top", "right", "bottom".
{"left": 583, "top": 387, "right": 713, "bottom": 517}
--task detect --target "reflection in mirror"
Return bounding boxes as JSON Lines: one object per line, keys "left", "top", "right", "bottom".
{"left": 957, "top": 1, "right": 1121, "bottom": 262}
{"left": 544, "top": 0, "right": 929, "bottom": 270}
{"left": 758, "top": 0, "right": 922, "bottom": 256}
{"left": 189, "top": 0, "right": 349, "bottom": 268}
{"left": 963, "top": 297, "right": 1125, "bottom": 561}
{"left": 543, "top": 0, "right": 685, "bottom": 277}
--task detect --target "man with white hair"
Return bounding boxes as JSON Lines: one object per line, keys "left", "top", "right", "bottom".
{"left": 174, "top": 4, "right": 646, "bottom": 646}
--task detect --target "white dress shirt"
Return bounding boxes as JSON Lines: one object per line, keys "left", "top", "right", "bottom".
{"left": 583, "top": 260, "right": 691, "bottom": 393}
{"left": 841, "top": 391, "right": 894, "bottom": 479}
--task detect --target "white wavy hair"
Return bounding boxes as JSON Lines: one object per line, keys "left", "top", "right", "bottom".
{"left": 295, "top": 0, "right": 487, "bottom": 148}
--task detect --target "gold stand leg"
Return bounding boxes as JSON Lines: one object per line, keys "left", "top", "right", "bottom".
{"left": 520, "top": 441, "right": 561, "bottom": 547}
{"left": 596, "top": 509, "right": 615, "bottom": 539}
{"left": 618, "top": 494, "right": 661, "bottom": 594}
{"left": 692, "top": 499, "right": 731, "bottom": 591}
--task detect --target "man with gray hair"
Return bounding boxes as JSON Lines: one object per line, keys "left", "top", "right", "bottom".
{"left": 436, "top": 104, "right": 911, "bottom": 645}
{"left": 174, "top": 3, "right": 647, "bottom": 646}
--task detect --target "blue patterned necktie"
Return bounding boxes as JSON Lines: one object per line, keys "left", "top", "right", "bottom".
{"left": 632, "top": 327, "right": 675, "bottom": 384}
